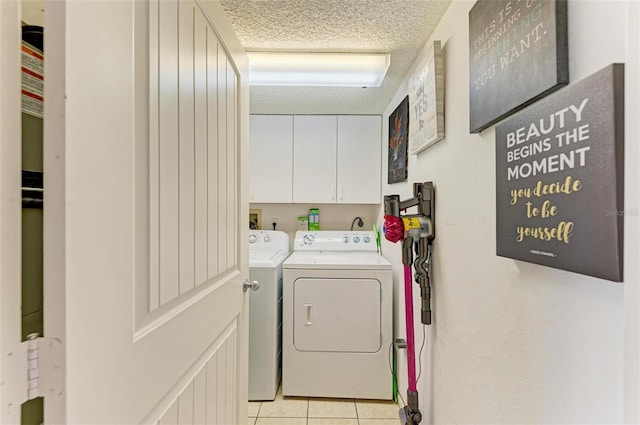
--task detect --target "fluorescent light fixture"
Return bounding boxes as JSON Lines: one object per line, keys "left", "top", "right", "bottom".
{"left": 247, "top": 52, "right": 391, "bottom": 87}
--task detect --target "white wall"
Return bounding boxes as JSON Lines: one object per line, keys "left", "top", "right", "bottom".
{"left": 623, "top": 1, "right": 640, "bottom": 422}
{"left": 380, "top": 1, "right": 638, "bottom": 423}
{"left": 250, "top": 203, "right": 380, "bottom": 235}
{"left": 21, "top": 0, "right": 44, "bottom": 26}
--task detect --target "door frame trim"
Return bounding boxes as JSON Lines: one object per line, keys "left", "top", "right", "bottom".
{"left": 0, "top": 0, "right": 25, "bottom": 422}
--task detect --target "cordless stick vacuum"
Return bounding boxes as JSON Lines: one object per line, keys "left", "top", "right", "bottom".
{"left": 383, "top": 182, "right": 435, "bottom": 425}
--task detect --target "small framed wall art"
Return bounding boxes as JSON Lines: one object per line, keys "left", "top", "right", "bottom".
{"left": 388, "top": 96, "right": 409, "bottom": 184}
{"left": 409, "top": 40, "right": 445, "bottom": 154}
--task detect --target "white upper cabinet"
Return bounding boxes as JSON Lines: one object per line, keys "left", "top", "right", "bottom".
{"left": 249, "top": 115, "right": 294, "bottom": 203}
{"left": 250, "top": 115, "right": 382, "bottom": 204}
{"left": 293, "top": 115, "right": 338, "bottom": 203}
{"left": 337, "top": 116, "right": 382, "bottom": 204}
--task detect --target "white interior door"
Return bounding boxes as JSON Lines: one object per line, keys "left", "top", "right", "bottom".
{"left": 42, "top": 0, "right": 249, "bottom": 423}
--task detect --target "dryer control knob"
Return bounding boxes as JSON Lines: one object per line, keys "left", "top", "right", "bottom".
{"left": 343, "top": 236, "right": 350, "bottom": 243}
{"left": 249, "top": 234, "right": 257, "bottom": 243}
{"left": 353, "top": 236, "right": 360, "bottom": 243}
{"left": 303, "top": 234, "right": 315, "bottom": 245}
{"left": 363, "top": 236, "right": 371, "bottom": 243}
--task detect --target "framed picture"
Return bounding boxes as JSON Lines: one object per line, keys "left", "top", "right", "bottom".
{"left": 495, "top": 64, "right": 624, "bottom": 281}
{"left": 388, "top": 95, "right": 409, "bottom": 184}
{"left": 469, "top": 0, "right": 568, "bottom": 133}
{"left": 249, "top": 208, "right": 262, "bottom": 230}
{"left": 409, "top": 40, "right": 445, "bottom": 154}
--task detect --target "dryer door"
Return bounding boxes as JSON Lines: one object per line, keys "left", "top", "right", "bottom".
{"left": 293, "top": 277, "right": 381, "bottom": 353}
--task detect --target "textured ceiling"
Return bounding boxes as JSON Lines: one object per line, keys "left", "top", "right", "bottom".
{"left": 219, "top": 0, "right": 452, "bottom": 115}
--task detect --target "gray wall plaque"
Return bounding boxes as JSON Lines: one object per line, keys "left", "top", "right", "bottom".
{"left": 469, "top": 0, "right": 569, "bottom": 133}
{"left": 495, "top": 64, "right": 624, "bottom": 282}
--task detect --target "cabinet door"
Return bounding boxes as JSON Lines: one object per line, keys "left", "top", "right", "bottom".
{"left": 337, "top": 116, "right": 382, "bottom": 203}
{"left": 250, "top": 115, "right": 293, "bottom": 202}
{"left": 293, "top": 116, "right": 337, "bottom": 203}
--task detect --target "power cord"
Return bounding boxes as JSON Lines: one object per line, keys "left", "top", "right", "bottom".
{"left": 389, "top": 324, "right": 428, "bottom": 410}
{"left": 350, "top": 216, "right": 364, "bottom": 230}
{"left": 416, "top": 324, "right": 427, "bottom": 383}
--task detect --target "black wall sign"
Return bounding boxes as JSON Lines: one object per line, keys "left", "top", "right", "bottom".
{"left": 495, "top": 64, "right": 624, "bottom": 282}
{"left": 469, "top": 0, "right": 569, "bottom": 133}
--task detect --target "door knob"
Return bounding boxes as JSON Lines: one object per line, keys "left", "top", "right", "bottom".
{"left": 243, "top": 278, "right": 260, "bottom": 292}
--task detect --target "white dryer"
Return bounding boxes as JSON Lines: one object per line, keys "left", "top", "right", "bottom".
{"left": 248, "top": 230, "right": 290, "bottom": 401}
{"left": 282, "top": 231, "right": 393, "bottom": 400}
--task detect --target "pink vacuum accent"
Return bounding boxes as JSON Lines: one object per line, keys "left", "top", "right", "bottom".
{"left": 404, "top": 264, "right": 417, "bottom": 392}
{"left": 383, "top": 215, "right": 404, "bottom": 243}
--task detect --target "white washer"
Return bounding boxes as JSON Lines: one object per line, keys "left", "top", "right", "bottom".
{"left": 282, "top": 231, "right": 393, "bottom": 400}
{"left": 249, "top": 230, "right": 290, "bottom": 401}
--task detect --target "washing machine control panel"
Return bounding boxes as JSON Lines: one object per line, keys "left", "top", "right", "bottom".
{"left": 249, "top": 230, "right": 289, "bottom": 249}
{"left": 294, "top": 231, "right": 377, "bottom": 252}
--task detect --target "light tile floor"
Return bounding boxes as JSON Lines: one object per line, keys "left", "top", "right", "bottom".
{"left": 249, "top": 386, "right": 401, "bottom": 425}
